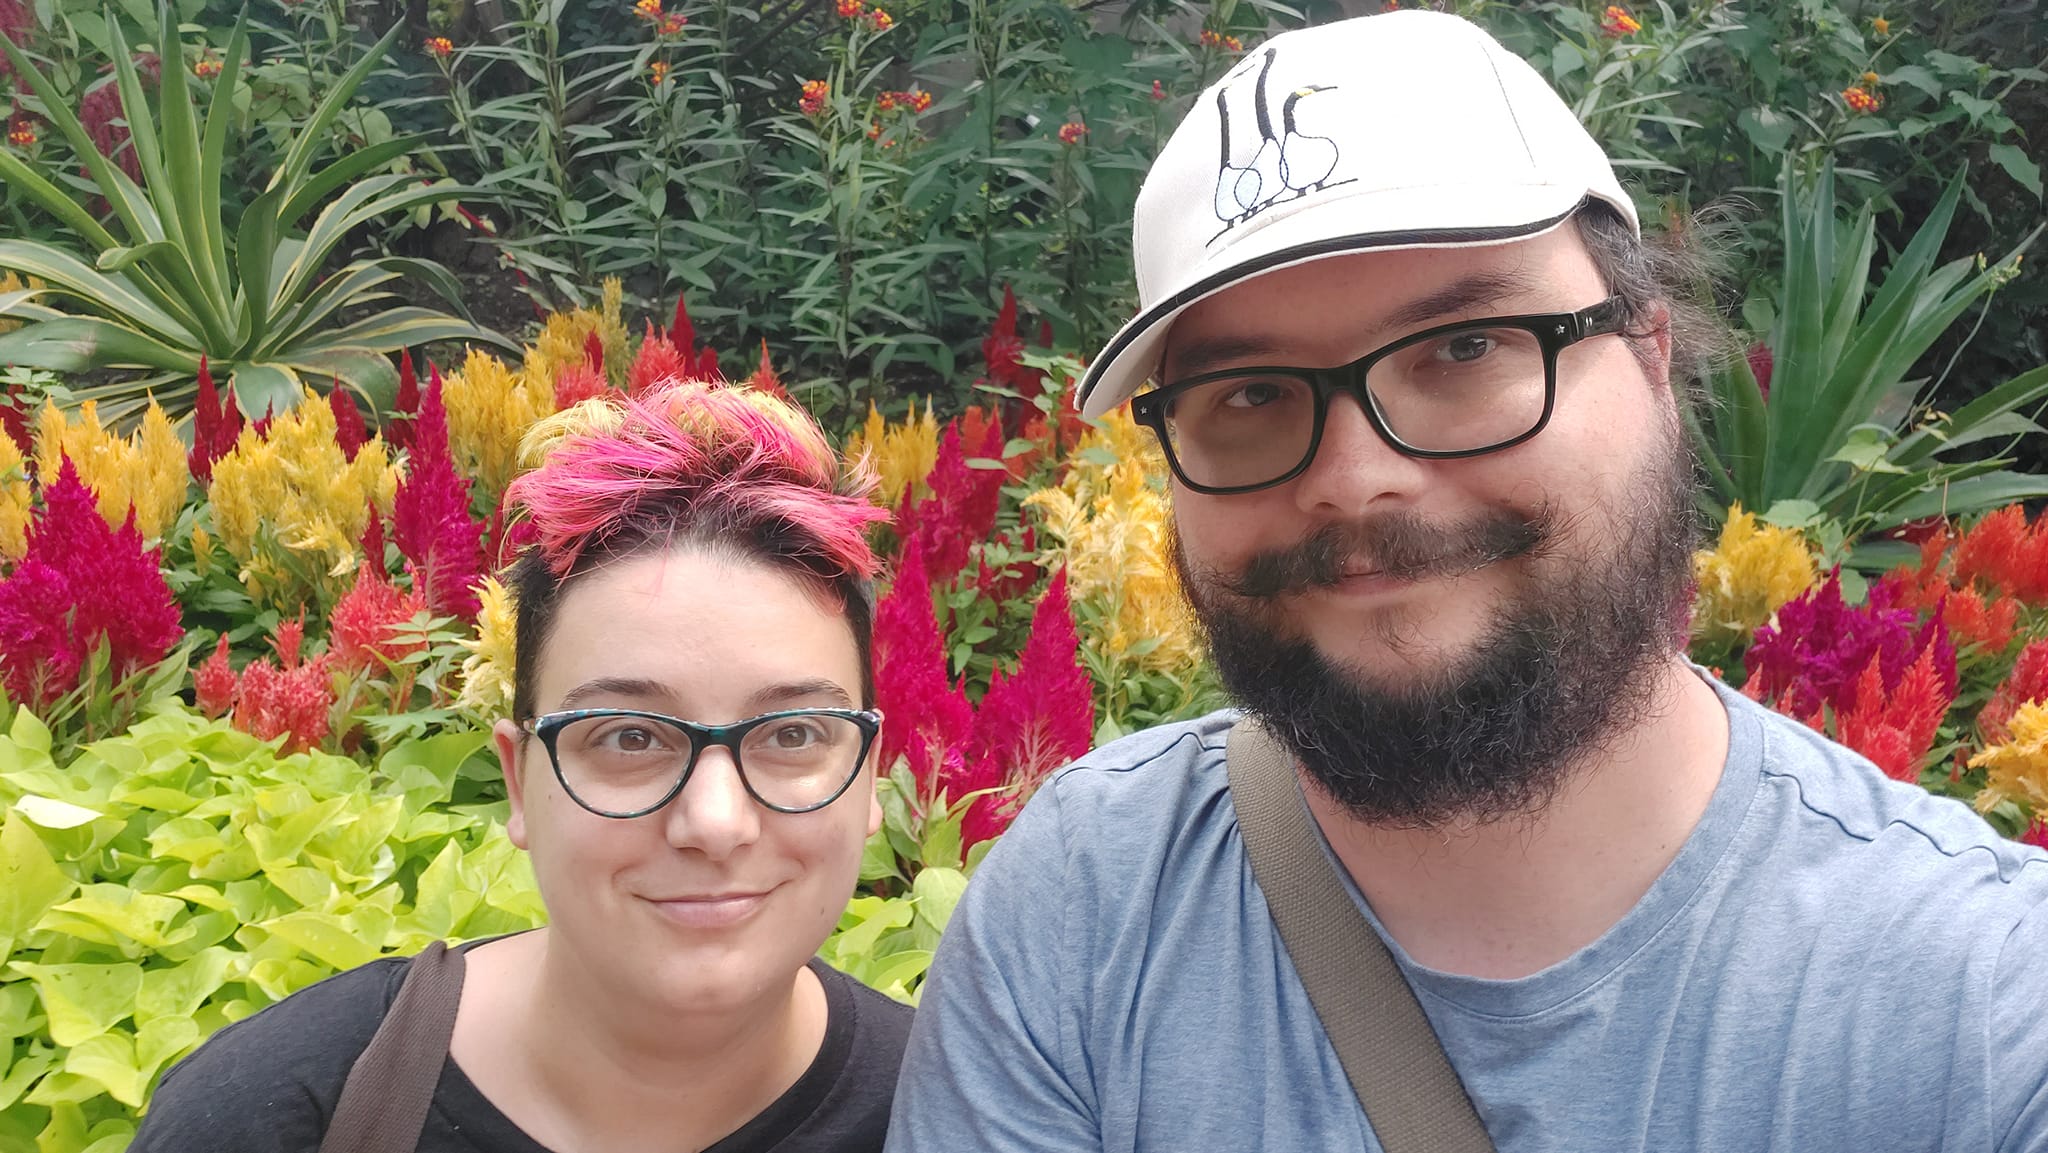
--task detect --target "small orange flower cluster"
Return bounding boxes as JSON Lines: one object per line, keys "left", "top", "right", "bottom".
{"left": 1151, "top": 79, "right": 1166, "bottom": 101}
{"left": 1599, "top": 5, "right": 1641, "bottom": 36}
{"left": 868, "top": 120, "right": 883, "bottom": 139}
{"left": 800, "top": 79, "right": 830, "bottom": 117}
{"left": 6, "top": 117, "right": 34, "bottom": 147}
{"left": 867, "top": 8, "right": 893, "bottom": 30}
{"left": 633, "top": 0, "right": 686, "bottom": 34}
{"left": 1381, "top": 0, "right": 1399, "bottom": 10}
{"left": 1058, "top": 121, "right": 1087, "bottom": 145}
{"left": 425, "top": 36, "right": 454, "bottom": 58}
{"left": 876, "top": 89, "right": 933, "bottom": 114}
{"left": 1842, "top": 85, "right": 1882, "bottom": 114}
{"left": 1199, "top": 29, "right": 1245, "bottom": 52}
{"left": 194, "top": 55, "right": 223, "bottom": 78}
{"left": 649, "top": 59, "right": 671, "bottom": 85}
{"left": 1872, "top": 16, "right": 1890, "bottom": 36}
{"left": 836, "top": 0, "right": 864, "bottom": 16}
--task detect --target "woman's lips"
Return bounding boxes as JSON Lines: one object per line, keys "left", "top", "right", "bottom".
{"left": 647, "top": 891, "right": 770, "bottom": 929}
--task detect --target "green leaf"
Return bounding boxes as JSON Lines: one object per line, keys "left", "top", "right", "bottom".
{"left": 0, "top": 812, "right": 76, "bottom": 959}
{"left": 1758, "top": 500, "right": 1821, "bottom": 528}
{"left": 911, "top": 866, "right": 967, "bottom": 938}
{"left": 1989, "top": 143, "right": 2044, "bottom": 200}
{"left": 6, "top": 961, "right": 144, "bottom": 1047}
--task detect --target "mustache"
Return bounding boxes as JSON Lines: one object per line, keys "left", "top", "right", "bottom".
{"left": 1220, "top": 509, "right": 1552, "bottom": 599}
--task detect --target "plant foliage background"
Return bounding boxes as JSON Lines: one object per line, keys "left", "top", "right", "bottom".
{"left": 0, "top": 0, "right": 2045, "bottom": 1149}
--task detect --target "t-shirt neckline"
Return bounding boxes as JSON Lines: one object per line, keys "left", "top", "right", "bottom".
{"left": 1307, "top": 673, "right": 1767, "bottom": 1020}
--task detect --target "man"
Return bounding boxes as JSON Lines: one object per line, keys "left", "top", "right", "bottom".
{"left": 884, "top": 10, "right": 2048, "bottom": 1153}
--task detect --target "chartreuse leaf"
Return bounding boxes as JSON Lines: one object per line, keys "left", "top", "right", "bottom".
{"left": 0, "top": 1048, "right": 55, "bottom": 1111}
{"left": 37, "top": 884, "right": 191, "bottom": 951}
{"left": 63, "top": 1030, "right": 144, "bottom": 1106}
{"left": 135, "top": 948, "right": 238, "bottom": 1026}
{"left": 910, "top": 866, "right": 968, "bottom": 948}
{"left": 6, "top": 962, "right": 143, "bottom": 1047}
{"left": 1, "top": 811, "right": 76, "bottom": 958}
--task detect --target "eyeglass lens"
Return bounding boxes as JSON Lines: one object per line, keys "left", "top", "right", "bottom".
{"left": 552, "top": 712, "right": 867, "bottom": 814}
{"left": 1160, "top": 323, "right": 1550, "bottom": 488}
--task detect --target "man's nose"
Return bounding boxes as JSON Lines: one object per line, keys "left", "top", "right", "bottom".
{"left": 1288, "top": 389, "right": 1432, "bottom": 518}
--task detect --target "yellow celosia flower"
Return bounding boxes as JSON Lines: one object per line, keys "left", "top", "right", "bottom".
{"left": 1970, "top": 699, "right": 2048, "bottom": 814}
{"left": 0, "top": 271, "right": 43, "bottom": 335}
{"left": 31, "top": 399, "right": 188, "bottom": 541}
{"left": 458, "top": 576, "right": 518, "bottom": 714}
{"left": 1024, "top": 408, "right": 1201, "bottom": 676}
{"left": 208, "top": 388, "right": 397, "bottom": 611}
{"left": 844, "top": 399, "right": 939, "bottom": 509}
{"left": 1691, "top": 504, "right": 1817, "bottom": 643}
{"left": 522, "top": 276, "right": 630, "bottom": 392}
{"left": 0, "top": 432, "right": 30, "bottom": 561}
{"left": 443, "top": 349, "right": 554, "bottom": 502}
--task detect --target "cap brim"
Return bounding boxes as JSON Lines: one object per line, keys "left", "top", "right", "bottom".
{"left": 1077, "top": 184, "right": 1590, "bottom": 419}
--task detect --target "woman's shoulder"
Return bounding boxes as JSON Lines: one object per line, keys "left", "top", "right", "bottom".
{"left": 128, "top": 956, "right": 413, "bottom": 1153}
{"left": 741, "top": 963, "right": 912, "bottom": 1152}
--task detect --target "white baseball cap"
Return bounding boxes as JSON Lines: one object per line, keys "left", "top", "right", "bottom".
{"left": 1076, "top": 10, "right": 1639, "bottom": 419}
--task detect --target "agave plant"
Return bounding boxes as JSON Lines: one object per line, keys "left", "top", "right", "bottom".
{"left": 0, "top": 6, "right": 509, "bottom": 424}
{"left": 1689, "top": 162, "right": 2048, "bottom": 540}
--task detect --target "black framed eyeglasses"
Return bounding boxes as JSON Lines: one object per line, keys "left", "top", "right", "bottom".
{"left": 1130, "top": 296, "right": 1630, "bottom": 495}
{"left": 521, "top": 707, "right": 884, "bottom": 819}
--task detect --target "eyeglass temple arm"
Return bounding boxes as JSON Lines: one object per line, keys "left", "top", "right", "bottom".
{"left": 1573, "top": 296, "right": 1629, "bottom": 338}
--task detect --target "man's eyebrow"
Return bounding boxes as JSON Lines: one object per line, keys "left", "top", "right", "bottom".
{"left": 1381, "top": 269, "right": 1541, "bottom": 330}
{"left": 1162, "top": 334, "right": 1290, "bottom": 380}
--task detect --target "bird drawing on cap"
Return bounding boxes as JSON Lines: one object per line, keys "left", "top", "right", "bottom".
{"left": 1210, "top": 50, "right": 1346, "bottom": 242}
{"left": 1278, "top": 85, "right": 1338, "bottom": 196}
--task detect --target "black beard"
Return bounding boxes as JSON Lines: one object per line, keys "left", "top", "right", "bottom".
{"left": 1176, "top": 430, "right": 1701, "bottom": 828}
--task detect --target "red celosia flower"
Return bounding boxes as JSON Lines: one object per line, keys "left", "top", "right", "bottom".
{"left": 744, "top": 339, "right": 790, "bottom": 401}
{"left": 0, "top": 0, "right": 31, "bottom": 81}
{"left": 328, "top": 383, "right": 367, "bottom": 461}
{"left": 1834, "top": 643, "right": 1952, "bottom": 783}
{"left": 872, "top": 538, "right": 975, "bottom": 794}
{"left": 194, "top": 635, "right": 237, "bottom": 718}
{"left": 274, "top": 614, "right": 306, "bottom": 670}
{"left": 389, "top": 352, "right": 421, "bottom": 451}
{"left": 362, "top": 505, "right": 388, "bottom": 576}
{"left": 1743, "top": 572, "right": 1953, "bottom": 722}
{"left": 1980, "top": 638, "right": 2048, "bottom": 744}
{"left": 188, "top": 355, "right": 244, "bottom": 483}
{"left": 0, "top": 383, "right": 29, "bottom": 453}
{"left": 329, "top": 565, "right": 430, "bottom": 673}
{"left": 952, "top": 568, "right": 1093, "bottom": 845}
{"left": 1952, "top": 506, "right": 2048, "bottom": 603}
{"left": 1746, "top": 342, "right": 1773, "bottom": 400}
{"left": 1942, "top": 586, "right": 2018, "bottom": 654}
{"left": 982, "top": 285, "right": 1044, "bottom": 401}
{"left": 250, "top": 402, "right": 276, "bottom": 440}
{"left": 392, "top": 369, "right": 484, "bottom": 619}
{"left": 2022, "top": 816, "right": 2048, "bottom": 851}
{"left": 79, "top": 59, "right": 159, "bottom": 182}
{"left": 629, "top": 320, "right": 692, "bottom": 396}
{"left": 553, "top": 362, "right": 612, "bottom": 409}
{"left": 233, "top": 652, "right": 336, "bottom": 753}
{"left": 0, "top": 459, "right": 182, "bottom": 709}
{"left": 583, "top": 330, "right": 606, "bottom": 374}
{"left": 897, "top": 420, "right": 1007, "bottom": 580}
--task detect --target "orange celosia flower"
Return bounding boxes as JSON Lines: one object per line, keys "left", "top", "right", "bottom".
{"left": 1953, "top": 506, "right": 2048, "bottom": 603}
{"left": 1836, "top": 645, "right": 1952, "bottom": 784}
{"left": 1942, "top": 586, "right": 2019, "bottom": 654}
{"left": 1600, "top": 5, "right": 1641, "bottom": 36}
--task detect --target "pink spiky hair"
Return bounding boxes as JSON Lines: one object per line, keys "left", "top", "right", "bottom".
{"left": 505, "top": 381, "right": 886, "bottom": 582}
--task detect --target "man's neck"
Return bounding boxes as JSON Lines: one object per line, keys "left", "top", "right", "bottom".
{"left": 1304, "top": 658, "right": 1729, "bottom": 980}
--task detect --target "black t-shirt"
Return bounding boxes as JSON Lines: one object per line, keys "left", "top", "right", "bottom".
{"left": 129, "top": 948, "right": 914, "bottom": 1153}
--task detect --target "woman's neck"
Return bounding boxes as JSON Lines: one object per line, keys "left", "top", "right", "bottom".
{"left": 450, "top": 929, "right": 829, "bottom": 1152}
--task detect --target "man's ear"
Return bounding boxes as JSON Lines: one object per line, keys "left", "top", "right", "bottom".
{"left": 1644, "top": 299, "right": 1674, "bottom": 391}
{"left": 494, "top": 719, "right": 533, "bottom": 850}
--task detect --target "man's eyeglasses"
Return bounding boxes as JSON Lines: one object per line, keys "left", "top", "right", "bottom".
{"left": 1130, "top": 297, "right": 1629, "bottom": 495}
{"left": 521, "top": 707, "right": 883, "bottom": 818}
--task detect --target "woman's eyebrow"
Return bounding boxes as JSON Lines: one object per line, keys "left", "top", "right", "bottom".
{"left": 746, "top": 679, "right": 856, "bottom": 711}
{"left": 556, "top": 676, "right": 672, "bottom": 711}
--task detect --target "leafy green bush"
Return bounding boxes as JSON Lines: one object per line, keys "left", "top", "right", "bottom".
{"left": 0, "top": 7, "right": 503, "bottom": 425}
{"left": 0, "top": 704, "right": 541, "bottom": 1153}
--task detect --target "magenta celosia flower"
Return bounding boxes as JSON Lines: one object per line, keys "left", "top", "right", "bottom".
{"left": 953, "top": 567, "right": 1093, "bottom": 845}
{"left": 872, "top": 537, "right": 974, "bottom": 795}
{"left": 2022, "top": 817, "right": 2048, "bottom": 852}
{"left": 0, "top": 382, "right": 29, "bottom": 453}
{"left": 392, "top": 369, "right": 484, "bottom": 619}
{"left": 1743, "top": 571, "right": 1953, "bottom": 719}
{"left": 188, "top": 355, "right": 244, "bottom": 483}
{"left": 0, "top": 460, "right": 182, "bottom": 708}
{"left": 328, "top": 383, "right": 367, "bottom": 461}
{"left": 0, "top": 0, "right": 32, "bottom": 82}
{"left": 388, "top": 353, "right": 421, "bottom": 451}
{"left": 1746, "top": 342, "right": 1773, "bottom": 401}
{"left": 896, "top": 420, "right": 1007, "bottom": 580}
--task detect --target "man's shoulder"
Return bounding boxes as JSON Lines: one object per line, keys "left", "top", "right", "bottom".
{"left": 1729, "top": 688, "right": 2047, "bottom": 905}
{"left": 132, "top": 957, "right": 409, "bottom": 1151}
{"left": 1044, "top": 709, "right": 1235, "bottom": 803}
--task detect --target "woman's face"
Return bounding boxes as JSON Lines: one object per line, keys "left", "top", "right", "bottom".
{"left": 493, "top": 548, "right": 881, "bottom": 1015}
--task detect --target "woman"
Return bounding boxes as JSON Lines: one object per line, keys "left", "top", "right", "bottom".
{"left": 134, "top": 380, "right": 910, "bottom": 1152}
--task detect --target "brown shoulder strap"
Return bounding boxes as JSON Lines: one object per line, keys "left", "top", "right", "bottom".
{"left": 1226, "top": 718, "right": 1496, "bottom": 1153}
{"left": 318, "top": 941, "right": 468, "bottom": 1153}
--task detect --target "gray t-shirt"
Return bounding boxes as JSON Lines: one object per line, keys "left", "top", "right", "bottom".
{"left": 886, "top": 681, "right": 2048, "bottom": 1152}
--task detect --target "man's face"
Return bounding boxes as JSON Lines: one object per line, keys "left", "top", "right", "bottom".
{"left": 1164, "top": 225, "right": 1700, "bottom": 824}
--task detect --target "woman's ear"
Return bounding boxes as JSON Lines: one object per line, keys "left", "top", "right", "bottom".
{"left": 495, "top": 719, "right": 533, "bottom": 849}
